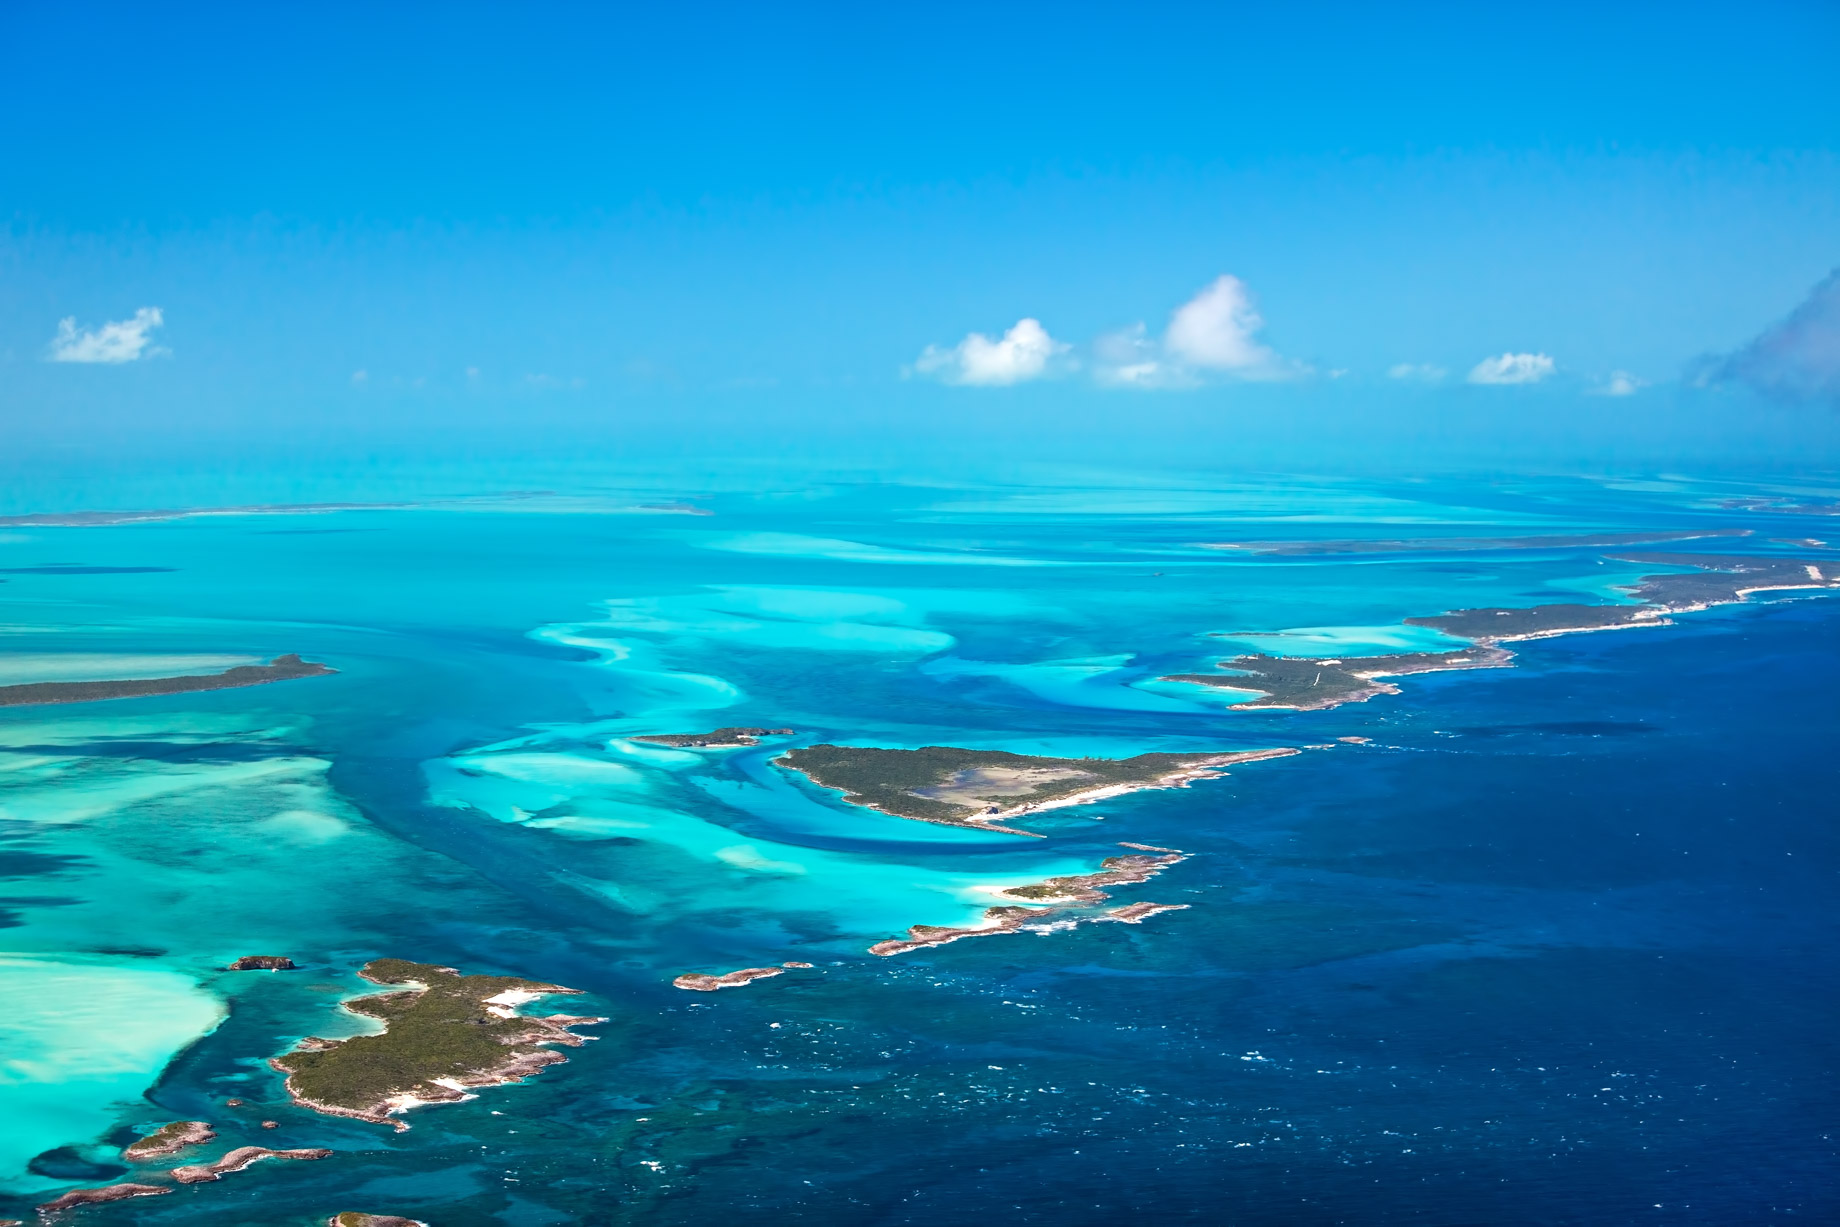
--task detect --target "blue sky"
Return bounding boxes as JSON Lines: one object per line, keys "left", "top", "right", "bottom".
{"left": 3, "top": 1, "right": 1838, "bottom": 471}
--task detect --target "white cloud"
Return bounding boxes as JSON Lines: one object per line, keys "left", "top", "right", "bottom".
{"left": 1388, "top": 362, "right": 1447, "bottom": 382}
{"left": 1589, "top": 370, "right": 1645, "bottom": 397}
{"left": 912, "top": 317, "right": 1068, "bottom": 386}
{"left": 1095, "top": 275, "right": 1302, "bottom": 388}
{"left": 47, "top": 307, "right": 166, "bottom": 364}
{"left": 1092, "top": 323, "right": 1194, "bottom": 388}
{"left": 1467, "top": 352, "right": 1555, "bottom": 385}
{"left": 1164, "top": 275, "right": 1279, "bottom": 372}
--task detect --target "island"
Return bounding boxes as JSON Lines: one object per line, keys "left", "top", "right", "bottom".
{"left": 34, "top": 1184, "right": 171, "bottom": 1214}
{"left": 228, "top": 955, "right": 297, "bottom": 971}
{"left": 330, "top": 1216, "right": 429, "bottom": 1227}
{"left": 870, "top": 847, "right": 1191, "bottom": 956}
{"left": 171, "top": 1146, "right": 333, "bottom": 1184}
{"left": 1164, "top": 647, "right": 1512, "bottom": 710}
{"left": 632, "top": 727, "right": 793, "bottom": 747}
{"left": 776, "top": 744, "right": 1300, "bottom": 834}
{"left": 1402, "top": 604, "right": 1665, "bottom": 642}
{"left": 0, "top": 654, "right": 335, "bottom": 708}
{"left": 270, "top": 959, "right": 604, "bottom": 1131}
{"left": 121, "top": 1121, "right": 215, "bottom": 1161}
{"left": 1406, "top": 554, "right": 1837, "bottom": 641}
{"left": 1608, "top": 552, "right": 1839, "bottom": 608}
{"left": 672, "top": 966, "right": 785, "bottom": 991}
{"left": 1167, "top": 552, "right": 1838, "bottom": 712}
{"left": 1200, "top": 529, "right": 1749, "bottom": 555}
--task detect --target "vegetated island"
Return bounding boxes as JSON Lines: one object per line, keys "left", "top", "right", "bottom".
{"left": 1164, "top": 648, "right": 1513, "bottom": 711}
{"left": 331, "top": 1215, "right": 430, "bottom": 1227}
{"left": 228, "top": 955, "right": 297, "bottom": 971}
{"left": 0, "top": 654, "right": 334, "bottom": 708}
{"left": 776, "top": 744, "right": 1299, "bottom": 835}
{"left": 121, "top": 1121, "right": 216, "bottom": 1161}
{"left": 632, "top": 727, "right": 793, "bottom": 747}
{"left": 871, "top": 846, "right": 1193, "bottom": 957}
{"left": 1167, "top": 553, "right": 1838, "bottom": 710}
{"left": 1199, "top": 529, "right": 1749, "bottom": 555}
{"left": 270, "top": 959, "right": 604, "bottom": 1131}
{"left": 171, "top": 1146, "right": 332, "bottom": 1184}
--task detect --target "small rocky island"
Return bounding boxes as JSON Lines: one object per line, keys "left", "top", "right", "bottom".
{"left": 673, "top": 966, "right": 786, "bottom": 991}
{"left": 34, "top": 1184, "right": 171, "bottom": 1214}
{"left": 0, "top": 654, "right": 334, "bottom": 708}
{"left": 228, "top": 955, "right": 297, "bottom": 971}
{"left": 632, "top": 727, "right": 793, "bottom": 747}
{"left": 330, "top": 1215, "right": 429, "bottom": 1227}
{"left": 171, "top": 1146, "right": 332, "bottom": 1184}
{"left": 121, "top": 1121, "right": 216, "bottom": 1161}
{"left": 871, "top": 847, "right": 1192, "bottom": 956}
{"left": 776, "top": 744, "right": 1298, "bottom": 833}
{"left": 271, "top": 959, "right": 604, "bottom": 1130}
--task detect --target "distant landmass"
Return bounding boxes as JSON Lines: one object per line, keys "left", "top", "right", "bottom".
{"left": 0, "top": 654, "right": 335, "bottom": 707}
{"left": 1169, "top": 552, "right": 1838, "bottom": 709}
{"left": 1200, "top": 529, "right": 1750, "bottom": 555}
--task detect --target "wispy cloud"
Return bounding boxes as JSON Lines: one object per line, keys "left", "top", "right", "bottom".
{"left": 911, "top": 317, "right": 1069, "bottom": 386}
{"left": 1095, "top": 275, "right": 1304, "bottom": 388}
{"left": 47, "top": 307, "right": 166, "bottom": 364}
{"left": 1388, "top": 362, "right": 1447, "bottom": 382}
{"left": 1698, "top": 269, "right": 1840, "bottom": 405}
{"left": 1589, "top": 370, "right": 1645, "bottom": 397}
{"left": 1467, "top": 352, "right": 1555, "bottom": 385}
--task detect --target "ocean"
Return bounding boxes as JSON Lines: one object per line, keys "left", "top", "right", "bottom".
{"left": 0, "top": 467, "right": 1834, "bottom": 1225}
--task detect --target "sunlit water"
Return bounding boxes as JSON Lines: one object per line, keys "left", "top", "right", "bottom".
{"left": 0, "top": 469, "right": 1834, "bottom": 1224}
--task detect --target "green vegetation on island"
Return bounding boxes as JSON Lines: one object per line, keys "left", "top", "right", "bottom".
{"left": 631, "top": 727, "right": 793, "bottom": 747}
{"left": 776, "top": 744, "right": 1296, "bottom": 831}
{"left": 0, "top": 654, "right": 334, "bottom": 708}
{"left": 271, "top": 959, "right": 603, "bottom": 1130}
{"left": 1610, "top": 552, "right": 1838, "bottom": 608}
{"left": 121, "top": 1120, "right": 216, "bottom": 1161}
{"left": 1402, "top": 604, "right": 1662, "bottom": 642}
{"left": 331, "top": 1215, "right": 429, "bottom": 1227}
{"left": 1164, "top": 648, "right": 1511, "bottom": 710}
{"left": 1172, "top": 552, "right": 1837, "bottom": 712}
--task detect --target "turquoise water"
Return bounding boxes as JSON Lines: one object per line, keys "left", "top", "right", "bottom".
{"left": 0, "top": 468, "right": 1835, "bottom": 1223}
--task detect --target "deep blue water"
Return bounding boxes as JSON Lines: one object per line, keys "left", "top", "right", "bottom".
{"left": 0, "top": 471, "right": 1834, "bottom": 1225}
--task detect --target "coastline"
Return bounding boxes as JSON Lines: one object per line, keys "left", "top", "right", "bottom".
{"left": 870, "top": 847, "right": 1192, "bottom": 957}
{"left": 0, "top": 654, "right": 335, "bottom": 708}
{"left": 779, "top": 746, "right": 1301, "bottom": 836}
{"left": 270, "top": 961, "right": 604, "bottom": 1131}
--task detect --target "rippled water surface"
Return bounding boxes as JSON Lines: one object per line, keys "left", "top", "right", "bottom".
{"left": 0, "top": 471, "right": 1834, "bottom": 1224}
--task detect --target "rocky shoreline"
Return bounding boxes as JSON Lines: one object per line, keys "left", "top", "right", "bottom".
{"left": 271, "top": 959, "right": 603, "bottom": 1131}
{"left": 870, "top": 846, "right": 1193, "bottom": 957}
